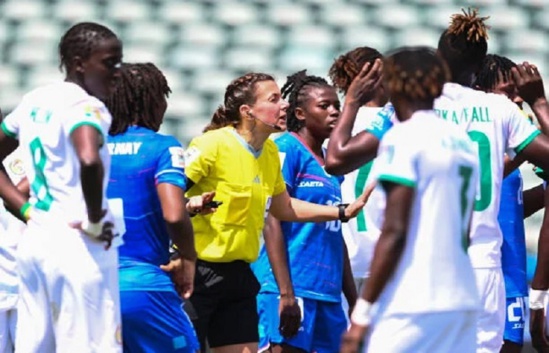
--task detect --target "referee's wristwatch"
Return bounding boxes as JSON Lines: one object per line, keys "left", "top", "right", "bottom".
{"left": 338, "top": 203, "right": 350, "bottom": 223}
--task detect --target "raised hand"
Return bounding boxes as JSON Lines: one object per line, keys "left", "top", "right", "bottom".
{"left": 512, "top": 61, "right": 546, "bottom": 106}
{"left": 345, "top": 59, "right": 384, "bottom": 107}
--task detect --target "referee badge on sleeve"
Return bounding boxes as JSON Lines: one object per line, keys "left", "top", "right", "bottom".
{"left": 183, "top": 146, "right": 201, "bottom": 166}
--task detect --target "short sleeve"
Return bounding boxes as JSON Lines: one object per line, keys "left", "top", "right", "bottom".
{"left": 364, "top": 103, "right": 395, "bottom": 140}
{"left": 275, "top": 137, "right": 297, "bottom": 193}
{"left": 376, "top": 130, "right": 418, "bottom": 188}
{"left": 1, "top": 101, "right": 26, "bottom": 140}
{"left": 64, "top": 100, "right": 110, "bottom": 138}
{"left": 183, "top": 134, "right": 218, "bottom": 185}
{"left": 155, "top": 138, "right": 187, "bottom": 191}
{"left": 505, "top": 103, "right": 540, "bottom": 156}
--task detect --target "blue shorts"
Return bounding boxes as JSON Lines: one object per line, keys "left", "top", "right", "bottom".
{"left": 504, "top": 296, "right": 526, "bottom": 345}
{"left": 257, "top": 292, "right": 347, "bottom": 353}
{"left": 121, "top": 290, "right": 200, "bottom": 353}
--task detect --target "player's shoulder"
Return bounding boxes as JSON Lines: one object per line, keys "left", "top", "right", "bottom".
{"left": 273, "top": 132, "right": 297, "bottom": 151}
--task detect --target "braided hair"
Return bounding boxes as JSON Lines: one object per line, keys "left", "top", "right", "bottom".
{"left": 59, "top": 22, "right": 118, "bottom": 72}
{"left": 474, "top": 54, "right": 516, "bottom": 91}
{"left": 204, "top": 72, "right": 274, "bottom": 132}
{"left": 106, "top": 63, "right": 171, "bottom": 135}
{"left": 384, "top": 46, "right": 450, "bottom": 102}
{"left": 438, "top": 8, "right": 490, "bottom": 81}
{"left": 328, "top": 46, "right": 383, "bottom": 95}
{"left": 280, "top": 70, "right": 332, "bottom": 132}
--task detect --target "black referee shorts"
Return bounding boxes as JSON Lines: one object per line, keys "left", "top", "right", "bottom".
{"left": 184, "top": 259, "right": 260, "bottom": 351}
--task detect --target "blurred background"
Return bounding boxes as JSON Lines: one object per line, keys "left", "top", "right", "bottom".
{"left": 0, "top": 1, "right": 547, "bottom": 344}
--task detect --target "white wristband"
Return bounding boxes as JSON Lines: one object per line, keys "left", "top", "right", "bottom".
{"left": 81, "top": 219, "right": 103, "bottom": 238}
{"left": 350, "top": 298, "right": 373, "bottom": 327}
{"left": 529, "top": 288, "right": 548, "bottom": 310}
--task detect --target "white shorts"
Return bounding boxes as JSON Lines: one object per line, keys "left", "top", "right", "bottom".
{"left": 365, "top": 310, "right": 477, "bottom": 353}
{"left": 15, "top": 223, "right": 121, "bottom": 353}
{"left": 474, "top": 267, "right": 506, "bottom": 353}
{"left": 0, "top": 308, "right": 16, "bottom": 353}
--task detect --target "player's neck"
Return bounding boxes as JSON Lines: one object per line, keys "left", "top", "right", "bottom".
{"left": 297, "top": 130, "right": 324, "bottom": 160}
{"left": 395, "top": 101, "right": 433, "bottom": 122}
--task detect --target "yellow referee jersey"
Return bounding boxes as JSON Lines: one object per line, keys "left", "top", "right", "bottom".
{"left": 184, "top": 127, "right": 286, "bottom": 263}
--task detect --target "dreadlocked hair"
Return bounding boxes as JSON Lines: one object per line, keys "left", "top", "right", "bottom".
{"left": 280, "top": 70, "right": 331, "bottom": 132}
{"left": 384, "top": 46, "right": 450, "bottom": 102}
{"left": 474, "top": 54, "right": 517, "bottom": 91}
{"left": 438, "top": 8, "right": 490, "bottom": 76}
{"left": 328, "top": 46, "right": 382, "bottom": 95}
{"left": 106, "top": 63, "right": 171, "bottom": 135}
{"left": 59, "top": 22, "right": 118, "bottom": 72}
{"left": 204, "top": 72, "right": 274, "bottom": 132}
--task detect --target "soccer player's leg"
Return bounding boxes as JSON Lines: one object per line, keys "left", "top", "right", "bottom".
{"left": 474, "top": 268, "right": 507, "bottom": 353}
{"left": 14, "top": 225, "right": 56, "bottom": 353}
{"left": 501, "top": 297, "right": 526, "bottom": 353}
{"left": 121, "top": 290, "right": 199, "bottom": 353}
{"left": 311, "top": 300, "right": 347, "bottom": 353}
{"left": 257, "top": 293, "right": 315, "bottom": 353}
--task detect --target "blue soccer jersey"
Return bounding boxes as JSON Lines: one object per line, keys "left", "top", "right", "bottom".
{"left": 498, "top": 168, "right": 527, "bottom": 298}
{"left": 107, "top": 126, "right": 187, "bottom": 292}
{"left": 253, "top": 132, "right": 344, "bottom": 302}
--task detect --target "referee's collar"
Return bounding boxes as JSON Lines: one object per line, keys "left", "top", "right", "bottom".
{"left": 228, "top": 128, "right": 263, "bottom": 158}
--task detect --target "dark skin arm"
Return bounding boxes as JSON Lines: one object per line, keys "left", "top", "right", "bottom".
{"left": 0, "top": 129, "right": 26, "bottom": 222}
{"left": 503, "top": 154, "right": 525, "bottom": 178}
{"left": 342, "top": 242, "right": 358, "bottom": 316}
{"left": 157, "top": 183, "right": 197, "bottom": 299}
{"left": 263, "top": 214, "right": 301, "bottom": 338}
{"left": 524, "top": 184, "right": 545, "bottom": 219}
{"left": 518, "top": 134, "right": 549, "bottom": 173}
{"left": 341, "top": 183, "right": 414, "bottom": 353}
{"left": 513, "top": 62, "right": 549, "bottom": 136}
{"left": 325, "top": 60, "right": 384, "bottom": 175}
{"left": 529, "top": 186, "right": 549, "bottom": 353}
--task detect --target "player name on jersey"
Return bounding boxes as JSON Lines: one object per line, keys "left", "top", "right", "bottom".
{"left": 434, "top": 106, "right": 491, "bottom": 124}
{"left": 107, "top": 142, "right": 142, "bottom": 155}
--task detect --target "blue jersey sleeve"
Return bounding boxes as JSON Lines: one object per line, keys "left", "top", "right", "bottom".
{"left": 365, "top": 102, "right": 395, "bottom": 140}
{"left": 155, "top": 137, "right": 187, "bottom": 191}
{"left": 275, "top": 135, "right": 297, "bottom": 193}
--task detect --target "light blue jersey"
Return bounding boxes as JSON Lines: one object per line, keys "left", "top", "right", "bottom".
{"left": 253, "top": 132, "right": 345, "bottom": 302}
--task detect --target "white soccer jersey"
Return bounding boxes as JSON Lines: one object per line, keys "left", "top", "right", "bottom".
{"left": 1, "top": 82, "right": 113, "bottom": 228}
{"left": 372, "top": 111, "right": 480, "bottom": 315}
{"left": 0, "top": 149, "right": 26, "bottom": 311}
{"left": 434, "top": 83, "right": 538, "bottom": 268}
{"left": 340, "top": 107, "right": 382, "bottom": 279}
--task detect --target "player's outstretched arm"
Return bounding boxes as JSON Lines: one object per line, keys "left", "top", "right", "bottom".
{"left": 325, "top": 60, "right": 384, "bottom": 175}
{"left": 529, "top": 186, "right": 549, "bottom": 353}
{"left": 157, "top": 183, "right": 197, "bottom": 299}
{"left": 269, "top": 183, "right": 374, "bottom": 223}
{"left": 341, "top": 182, "right": 414, "bottom": 353}
{"left": 263, "top": 213, "right": 301, "bottom": 338}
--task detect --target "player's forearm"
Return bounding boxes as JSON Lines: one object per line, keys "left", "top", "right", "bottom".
{"left": 166, "top": 218, "right": 197, "bottom": 261}
{"left": 263, "top": 215, "right": 295, "bottom": 298}
{"left": 342, "top": 243, "right": 358, "bottom": 308}
{"left": 531, "top": 98, "right": 549, "bottom": 136}
{"left": 80, "top": 159, "right": 104, "bottom": 222}
{"left": 0, "top": 168, "right": 27, "bottom": 222}
{"left": 523, "top": 184, "right": 545, "bottom": 219}
{"left": 271, "top": 197, "right": 338, "bottom": 223}
{"left": 325, "top": 101, "right": 378, "bottom": 175}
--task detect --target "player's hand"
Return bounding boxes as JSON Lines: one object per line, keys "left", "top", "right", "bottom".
{"left": 345, "top": 59, "right": 383, "bottom": 107}
{"left": 344, "top": 182, "right": 376, "bottom": 219}
{"left": 187, "top": 191, "right": 218, "bottom": 216}
{"left": 531, "top": 308, "right": 549, "bottom": 353}
{"left": 160, "top": 254, "right": 196, "bottom": 299}
{"left": 513, "top": 62, "right": 546, "bottom": 106}
{"left": 278, "top": 295, "right": 301, "bottom": 339}
{"left": 70, "top": 209, "right": 116, "bottom": 250}
{"left": 340, "top": 323, "right": 367, "bottom": 353}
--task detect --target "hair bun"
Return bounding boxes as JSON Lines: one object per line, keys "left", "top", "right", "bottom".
{"left": 448, "top": 8, "right": 490, "bottom": 42}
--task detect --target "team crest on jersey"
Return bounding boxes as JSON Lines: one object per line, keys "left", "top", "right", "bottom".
{"left": 8, "top": 158, "right": 24, "bottom": 175}
{"left": 169, "top": 147, "right": 185, "bottom": 168}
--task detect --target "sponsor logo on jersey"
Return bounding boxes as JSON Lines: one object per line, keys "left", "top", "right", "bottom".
{"left": 298, "top": 180, "right": 324, "bottom": 187}
{"left": 107, "top": 142, "right": 142, "bottom": 155}
{"left": 169, "top": 146, "right": 185, "bottom": 168}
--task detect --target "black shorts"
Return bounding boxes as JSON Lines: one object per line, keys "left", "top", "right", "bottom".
{"left": 184, "top": 259, "right": 260, "bottom": 351}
